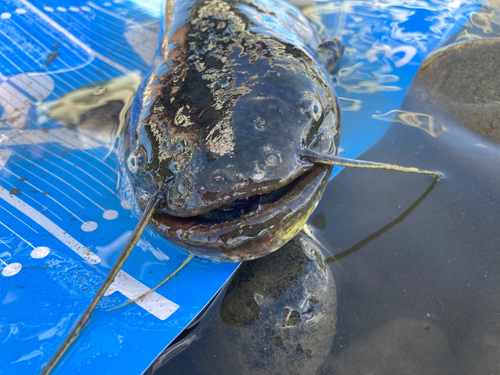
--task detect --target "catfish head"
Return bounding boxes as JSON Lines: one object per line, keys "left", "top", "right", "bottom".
{"left": 123, "top": 46, "right": 340, "bottom": 261}
{"left": 122, "top": 0, "right": 440, "bottom": 262}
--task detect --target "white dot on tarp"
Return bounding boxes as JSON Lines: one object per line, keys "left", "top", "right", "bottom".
{"left": 121, "top": 200, "right": 131, "bottom": 210}
{"left": 103, "top": 1, "right": 112, "bottom": 6}
{"left": 103, "top": 210, "right": 118, "bottom": 220}
{"left": 2, "top": 263, "right": 22, "bottom": 277}
{"left": 56, "top": 6, "right": 67, "bottom": 12}
{"left": 31, "top": 246, "right": 50, "bottom": 259}
{"left": 81, "top": 221, "right": 98, "bottom": 232}
{"left": 69, "top": 6, "right": 79, "bottom": 12}
{"left": 15, "top": 9, "right": 26, "bottom": 14}
{"left": 1, "top": 12, "right": 12, "bottom": 19}
{"left": 81, "top": 6, "right": 91, "bottom": 11}
{"left": 43, "top": 6, "right": 54, "bottom": 12}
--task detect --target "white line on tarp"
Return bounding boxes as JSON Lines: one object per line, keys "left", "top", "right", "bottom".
{"left": 105, "top": 270, "right": 179, "bottom": 320}
{"left": 17, "top": 0, "right": 133, "bottom": 75}
{"left": 0, "top": 151, "right": 179, "bottom": 319}
{"left": 0, "top": 185, "right": 101, "bottom": 264}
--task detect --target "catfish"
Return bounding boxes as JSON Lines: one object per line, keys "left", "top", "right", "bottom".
{"left": 41, "top": 0, "right": 440, "bottom": 372}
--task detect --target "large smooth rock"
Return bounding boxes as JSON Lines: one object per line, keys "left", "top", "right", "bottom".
{"left": 215, "top": 233, "right": 337, "bottom": 375}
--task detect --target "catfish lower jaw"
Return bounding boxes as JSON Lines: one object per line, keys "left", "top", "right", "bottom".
{"left": 145, "top": 164, "right": 333, "bottom": 262}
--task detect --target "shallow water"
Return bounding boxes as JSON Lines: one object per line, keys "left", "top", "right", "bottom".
{"left": 148, "top": 2, "right": 500, "bottom": 374}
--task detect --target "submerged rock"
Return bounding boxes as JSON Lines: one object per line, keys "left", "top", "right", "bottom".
{"left": 215, "top": 233, "right": 337, "bottom": 375}
{"left": 148, "top": 232, "right": 337, "bottom": 375}
{"left": 417, "top": 38, "right": 500, "bottom": 145}
{"left": 458, "top": 298, "right": 500, "bottom": 375}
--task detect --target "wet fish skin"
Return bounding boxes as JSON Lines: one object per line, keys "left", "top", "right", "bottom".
{"left": 123, "top": 0, "right": 341, "bottom": 261}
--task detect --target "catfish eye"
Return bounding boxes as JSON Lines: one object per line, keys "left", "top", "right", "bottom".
{"left": 306, "top": 98, "right": 322, "bottom": 122}
{"left": 127, "top": 147, "right": 146, "bottom": 175}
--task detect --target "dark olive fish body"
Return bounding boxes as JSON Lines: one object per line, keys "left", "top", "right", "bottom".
{"left": 124, "top": 0, "right": 342, "bottom": 261}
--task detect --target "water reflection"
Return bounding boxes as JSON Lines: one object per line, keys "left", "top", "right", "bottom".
{"left": 324, "top": 178, "right": 437, "bottom": 264}
{"left": 372, "top": 110, "right": 447, "bottom": 137}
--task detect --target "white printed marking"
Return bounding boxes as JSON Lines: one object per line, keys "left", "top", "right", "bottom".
{"left": 4, "top": 161, "right": 86, "bottom": 211}
{"left": 0, "top": 50, "right": 25, "bottom": 75}
{"left": 103, "top": 210, "right": 118, "bottom": 220}
{"left": 0, "top": 28, "right": 50, "bottom": 73}
{"left": 56, "top": 6, "right": 67, "bottom": 12}
{"left": 81, "top": 6, "right": 91, "bottom": 12}
{"left": 0, "top": 186, "right": 101, "bottom": 264}
{"left": 1, "top": 13, "right": 11, "bottom": 19}
{"left": 0, "top": 205, "right": 38, "bottom": 233}
{"left": 14, "top": 138, "right": 111, "bottom": 197}
{"left": 69, "top": 6, "right": 79, "bottom": 12}
{"left": 2, "top": 129, "right": 100, "bottom": 150}
{"left": 105, "top": 270, "right": 179, "bottom": 320}
{"left": 52, "top": 11, "right": 144, "bottom": 72}
{"left": 31, "top": 246, "right": 50, "bottom": 258}
{"left": 43, "top": 6, "right": 54, "bottom": 12}
{"left": 0, "top": 76, "right": 53, "bottom": 128}
{"left": 8, "top": 74, "right": 54, "bottom": 101}
{"left": 0, "top": 150, "right": 11, "bottom": 169}
{"left": 8, "top": 17, "right": 93, "bottom": 81}
{"left": 10, "top": 149, "right": 105, "bottom": 213}
{"left": 0, "top": 175, "right": 62, "bottom": 220}
{"left": 87, "top": 2, "right": 137, "bottom": 24}
{"left": 19, "top": 138, "right": 115, "bottom": 195}
{"left": 81, "top": 221, "right": 98, "bottom": 232}
{"left": 0, "top": 220, "right": 35, "bottom": 248}
{"left": 18, "top": 0, "right": 133, "bottom": 74}
{"left": 0, "top": 239, "right": 11, "bottom": 248}
{"left": 14, "top": 8, "right": 27, "bottom": 14}
{"left": 2, "top": 262, "right": 22, "bottom": 277}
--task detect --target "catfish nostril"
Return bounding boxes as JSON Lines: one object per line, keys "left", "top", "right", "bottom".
{"left": 265, "top": 153, "right": 278, "bottom": 165}
{"left": 253, "top": 117, "right": 266, "bottom": 131}
{"left": 177, "top": 182, "right": 188, "bottom": 194}
{"left": 310, "top": 133, "right": 335, "bottom": 154}
{"left": 127, "top": 147, "right": 146, "bottom": 175}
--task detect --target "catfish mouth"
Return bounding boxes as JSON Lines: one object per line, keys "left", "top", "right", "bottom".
{"left": 145, "top": 162, "right": 331, "bottom": 263}
{"left": 152, "top": 165, "right": 319, "bottom": 229}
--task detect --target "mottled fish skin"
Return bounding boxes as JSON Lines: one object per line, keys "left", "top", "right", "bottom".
{"left": 123, "top": 0, "right": 340, "bottom": 261}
